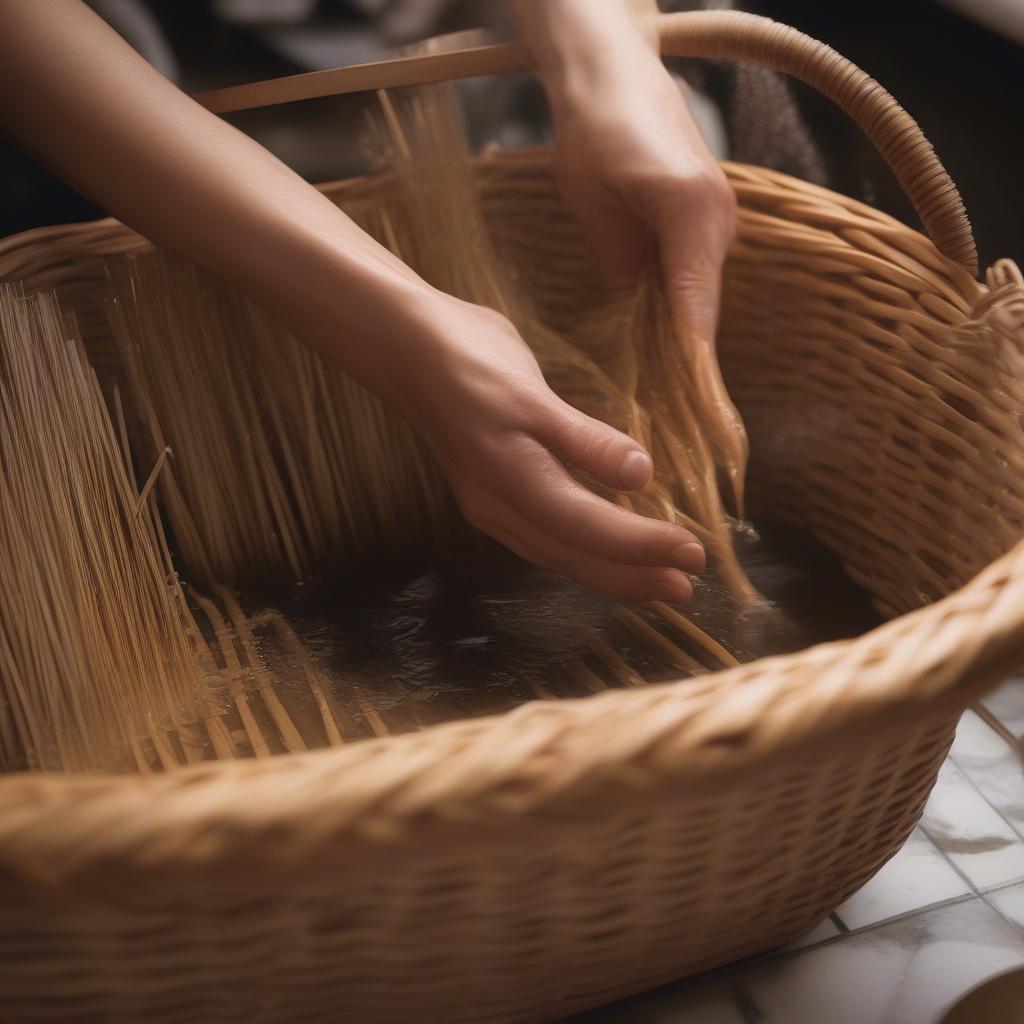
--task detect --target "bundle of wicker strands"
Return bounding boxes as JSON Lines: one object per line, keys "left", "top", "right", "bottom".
{"left": 0, "top": 70, "right": 760, "bottom": 772}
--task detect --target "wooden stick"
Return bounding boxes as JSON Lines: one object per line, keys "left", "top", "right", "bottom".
{"left": 202, "top": 709, "right": 238, "bottom": 761}
{"left": 191, "top": 590, "right": 272, "bottom": 758}
{"left": 646, "top": 601, "right": 740, "bottom": 668}
{"left": 360, "top": 701, "right": 390, "bottom": 738}
{"left": 195, "top": 43, "right": 527, "bottom": 114}
{"left": 173, "top": 714, "right": 206, "bottom": 764}
{"left": 149, "top": 725, "right": 181, "bottom": 771}
{"left": 586, "top": 630, "right": 646, "bottom": 688}
{"left": 134, "top": 446, "right": 172, "bottom": 518}
{"left": 128, "top": 732, "right": 153, "bottom": 774}
{"left": 614, "top": 607, "right": 706, "bottom": 675}
{"left": 567, "top": 660, "right": 609, "bottom": 694}
{"left": 528, "top": 679, "right": 558, "bottom": 701}
{"left": 214, "top": 589, "right": 308, "bottom": 755}
{"left": 263, "top": 610, "right": 346, "bottom": 747}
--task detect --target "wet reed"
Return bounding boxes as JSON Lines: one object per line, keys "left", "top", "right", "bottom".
{"left": 0, "top": 284, "right": 203, "bottom": 771}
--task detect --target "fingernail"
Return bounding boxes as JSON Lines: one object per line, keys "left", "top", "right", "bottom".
{"left": 671, "top": 542, "right": 705, "bottom": 573}
{"left": 665, "top": 572, "right": 694, "bottom": 604}
{"left": 619, "top": 450, "right": 653, "bottom": 489}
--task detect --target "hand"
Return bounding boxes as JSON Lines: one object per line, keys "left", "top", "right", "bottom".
{"left": 545, "top": 31, "right": 737, "bottom": 354}
{"left": 390, "top": 292, "right": 705, "bottom": 603}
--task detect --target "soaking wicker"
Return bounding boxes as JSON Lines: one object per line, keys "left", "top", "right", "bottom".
{"left": 2, "top": 11, "right": 1024, "bottom": 1023}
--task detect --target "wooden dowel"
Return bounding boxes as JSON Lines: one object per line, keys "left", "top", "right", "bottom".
{"left": 174, "top": 715, "right": 206, "bottom": 764}
{"left": 646, "top": 601, "right": 740, "bottom": 668}
{"left": 567, "top": 660, "right": 609, "bottom": 694}
{"left": 528, "top": 679, "right": 558, "bottom": 701}
{"left": 360, "top": 701, "right": 390, "bottom": 738}
{"left": 614, "top": 607, "right": 705, "bottom": 675}
{"left": 128, "top": 732, "right": 153, "bottom": 774}
{"left": 265, "top": 611, "right": 346, "bottom": 747}
{"left": 195, "top": 43, "right": 527, "bottom": 114}
{"left": 134, "top": 446, "right": 172, "bottom": 518}
{"left": 202, "top": 707, "right": 238, "bottom": 760}
{"left": 586, "top": 629, "right": 646, "bottom": 688}
{"left": 257, "top": 682, "right": 309, "bottom": 753}
{"left": 191, "top": 590, "right": 272, "bottom": 758}
{"left": 149, "top": 725, "right": 181, "bottom": 771}
{"left": 213, "top": 590, "right": 308, "bottom": 755}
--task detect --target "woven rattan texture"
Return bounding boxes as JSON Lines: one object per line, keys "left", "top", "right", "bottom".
{"left": 0, "top": 151, "right": 1022, "bottom": 1022}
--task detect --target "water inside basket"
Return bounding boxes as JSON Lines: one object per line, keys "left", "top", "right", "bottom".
{"left": 187, "top": 520, "right": 880, "bottom": 754}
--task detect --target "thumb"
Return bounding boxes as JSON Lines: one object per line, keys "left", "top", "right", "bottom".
{"left": 651, "top": 178, "right": 734, "bottom": 347}
{"left": 541, "top": 400, "right": 653, "bottom": 491}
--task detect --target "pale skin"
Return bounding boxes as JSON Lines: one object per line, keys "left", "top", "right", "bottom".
{"left": 0, "top": 0, "right": 736, "bottom": 603}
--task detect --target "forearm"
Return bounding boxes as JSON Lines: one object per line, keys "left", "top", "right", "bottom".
{"left": 0, "top": 0, "right": 439, "bottom": 398}
{"left": 509, "top": 0, "right": 660, "bottom": 105}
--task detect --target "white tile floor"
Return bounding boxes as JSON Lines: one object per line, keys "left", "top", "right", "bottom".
{"left": 564, "top": 679, "right": 1024, "bottom": 1024}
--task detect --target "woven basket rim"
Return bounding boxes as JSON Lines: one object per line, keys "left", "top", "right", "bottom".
{"left": 0, "top": 156, "right": 1021, "bottom": 882}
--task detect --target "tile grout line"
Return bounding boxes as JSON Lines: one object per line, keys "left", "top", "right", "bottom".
{"left": 980, "top": 874, "right": 1024, "bottom": 896}
{"left": 688, "top": 892, "right": 1007, "bottom": 1014}
{"left": 833, "top": 891, "right": 977, "bottom": 940}
{"left": 920, "top": 823, "right": 1024, "bottom": 941}
{"left": 918, "top": 823, "right": 982, "bottom": 898}
{"left": 830, "top": 825, "right": 975, "bottom": 937}
{"left": 829, "top": 911, "right": 850, "bottom": 934}
{"left": 761, "top": 892, "right": 978, "bottom": 961}
{"left": 947, "top": 749, "right": 1024, "bottom": 844}
{"left": 729, "top": 979, "right": 763, "bottom": 1024}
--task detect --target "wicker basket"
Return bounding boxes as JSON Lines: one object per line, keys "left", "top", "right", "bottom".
{"left": 2, "top": 11, "right": 1024, "bottom": 1023}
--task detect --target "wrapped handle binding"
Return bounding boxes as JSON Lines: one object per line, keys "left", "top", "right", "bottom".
{"left": 195, "top": 10, "right": 978, "bottom": 275}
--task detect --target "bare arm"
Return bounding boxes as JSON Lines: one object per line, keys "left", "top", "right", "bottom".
{"left": 0, "top": 0, "right": 433, "bottom": 401}
{"left": 0, "top": 0, "right": 704, "bottom": 602}
{"left": 511, "top": 0, "right": 736, "bottom": 356}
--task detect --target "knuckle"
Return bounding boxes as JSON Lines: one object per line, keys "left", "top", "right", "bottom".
{"left": 500, "top": 427, "right": 546, "bottom": 463}
{"left": 648, "top": 167, "right": 737, "bottom": 240}
{"left": 481, "top": 307, "right": 516, "bottom": 334}
{"left": 521, "top": 393, "right": 561, "bottom": 433}
{"left": 576, "top": 425, "right": 616, "bottom": 466}
{"left": 692, "top": 166, "right": 735, "bottom": 209}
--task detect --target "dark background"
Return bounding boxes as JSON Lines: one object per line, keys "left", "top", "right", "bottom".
{"left": 749, "top": 0, "right": 1024, "bottom": 272}
{"left": 2, "top": 0, "right": 1021, "bottom": 272}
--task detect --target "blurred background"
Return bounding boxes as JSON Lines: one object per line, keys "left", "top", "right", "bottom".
{"left": 1, "top": 0, "right": 1021, "bottom": 271}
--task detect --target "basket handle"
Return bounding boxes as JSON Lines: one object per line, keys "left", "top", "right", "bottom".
{"left": 195, "top": 10, "right": 977, "bottom": 275}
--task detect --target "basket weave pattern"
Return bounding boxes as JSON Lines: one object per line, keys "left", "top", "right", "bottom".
{"left": 2, "top": 11, "right": 1024, "bottom": 1023}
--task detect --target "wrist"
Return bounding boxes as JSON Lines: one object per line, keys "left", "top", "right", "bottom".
{"left": 262, "top": 233, "right": 450, "bottom": 415}
{"left": 519, "top": 2, "right": 661, "bottom": 121}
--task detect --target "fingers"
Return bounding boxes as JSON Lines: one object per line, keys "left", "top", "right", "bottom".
{"left": 651, "top": 171, "right": 736, "bottom": 346}
{"left": 543, "top": 400, "right": 653, "bottom": 491}
{"left": 466, "top": 489, "right": 695, "bottom": 604}
{"left": 473, "top": 433, "right": 704, "bottom": 574}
